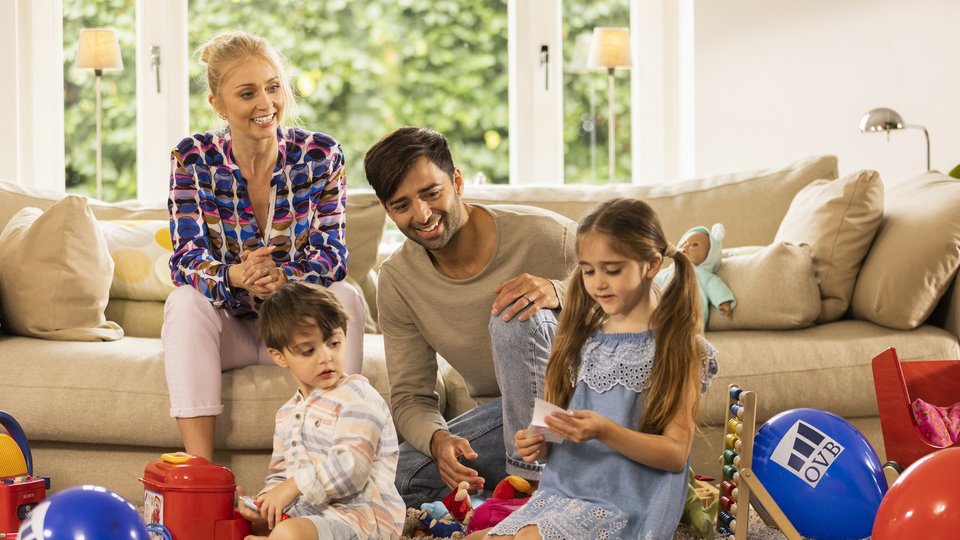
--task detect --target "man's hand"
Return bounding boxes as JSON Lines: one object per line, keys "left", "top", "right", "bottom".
{"left": 491, "top": 273, "right": 559, "bottom": 322}
{"left": 430, "top": 430, "right": 485, "bottom": 492}
{"left": 719, "top": 302, "right": 734, "bottom": 318}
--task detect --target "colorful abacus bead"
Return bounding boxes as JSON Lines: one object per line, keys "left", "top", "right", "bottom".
{"left": 720, "top": 495, "right": 738, "bottom": 514}
{"left": 722, "top": 464, "right": 737, "bottom": 480}
{"left": 730, "top": 403, "right": 744, "bottom": 419}
{"left": 727, "top": 417, "right": 743, "bottom": 434}
{"left": 719, "top": 509, "right": 737, "bottom": 530}
{"left": 721, "top": 480, "right": 738, "bottom": 498}
{"left": 723, "top": 449, "right": 737, "bottom": 465}
{"left": 724, "top": 433, "right": 739, "bottom": 449}
{"left": 730, "top": 387, "right": 743, "bottom": 400}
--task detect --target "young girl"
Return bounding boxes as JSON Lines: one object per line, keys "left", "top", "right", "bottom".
{"left": 473, "top": 198, "right": 718, "bottom": 540}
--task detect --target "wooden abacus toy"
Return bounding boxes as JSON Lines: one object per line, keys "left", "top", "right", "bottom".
{"left": 716, "top": 385, "right": 800, "bottom": 539}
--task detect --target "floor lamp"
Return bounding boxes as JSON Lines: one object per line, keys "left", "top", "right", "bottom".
{"left": 588, "top": 27, "right": 632, "bottom": 182}
{"left": 859, "top": 107, "right": 930, "bottom": 171}
{"left": 76, "top": 28, "right": 124, "bottom": 200}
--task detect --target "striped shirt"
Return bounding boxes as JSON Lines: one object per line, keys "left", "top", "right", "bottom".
{"left": 168, "top": 126, "right": 347, "bottom": 315}
{"left": 261, "top": 375, "right": 405, "bottom": 539}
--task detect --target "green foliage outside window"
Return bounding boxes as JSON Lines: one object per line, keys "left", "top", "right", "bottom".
{"left": 63, "top": 0, "right": 631, "bottom": 202}
{"left": 188, "top": 0, "right": 509, "bottom": 188}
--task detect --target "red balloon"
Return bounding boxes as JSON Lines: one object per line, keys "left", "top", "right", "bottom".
{"left": 873, "top": 447, "right": 960, "bottom": 539}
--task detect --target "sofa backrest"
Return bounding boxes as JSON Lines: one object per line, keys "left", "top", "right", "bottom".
{"left": 461, "top": 155, "right": 839, "bottom": 248}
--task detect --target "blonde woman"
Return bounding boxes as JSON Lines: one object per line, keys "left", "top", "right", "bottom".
{"left": 163, "top": 31, "right": 364, "bottom": 461}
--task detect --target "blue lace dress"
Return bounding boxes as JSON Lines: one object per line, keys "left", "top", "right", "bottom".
{"left": 488, "top": 330, "right": 718, "bottom": 540}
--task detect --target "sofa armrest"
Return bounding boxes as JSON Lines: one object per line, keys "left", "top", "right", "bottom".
{"left": 937, "top": 272, "right": 960, "bottom": 336}
{"left": 930, "top": 270, "right": 960, "bottom": 340}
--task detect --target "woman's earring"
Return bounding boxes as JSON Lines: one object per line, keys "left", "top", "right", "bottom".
{"left": 218, "top": 113, "right": 227, "bottom": 120}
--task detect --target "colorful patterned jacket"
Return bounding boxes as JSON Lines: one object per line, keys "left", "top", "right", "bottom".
{"left": 168, "top": 127, "right": 347, "bottom": 315}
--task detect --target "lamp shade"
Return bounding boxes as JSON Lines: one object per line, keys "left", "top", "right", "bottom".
{"left": 859, "top": 107, "right": 904, "bottom": 132}
{"left": 588, "top": 27, "right": 631, "bottom": 70}
{"left": 75, "top": 28, "right": 123, "bottom": 71}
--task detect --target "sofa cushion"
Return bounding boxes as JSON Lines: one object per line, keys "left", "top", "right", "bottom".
{"left": 99, "top": 220, "right": 176, "bottom": 302}
{"left": 0, "top": 197, "right": 123, "bottom": 341}
{"left": 701, "top": 320, "right": 960, "bottom": 425}
{"left": 706, "top": 243, "right": 821, "bottom": 331}
{"left": 774, "top": 170, "right": 883, "bottom": 322}
{"left": 0, "top": 181, "right": 386, "bottom": 326}
{"left": 464, "top": 155, "right": 839, "bottom": 248}
{"left": 0, "top": 333, "right": 457, "bottom": 449}
{"left": 851, "top": 171, "right": 960, "bottom": 330}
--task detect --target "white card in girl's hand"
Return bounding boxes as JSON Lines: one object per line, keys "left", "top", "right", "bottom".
{"left": 527, "top": 398, "right": 568, "bottom": 444}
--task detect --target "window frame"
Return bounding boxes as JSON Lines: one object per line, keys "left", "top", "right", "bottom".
{"left": 9, "top": 0, "right": 692, "bottom": 201}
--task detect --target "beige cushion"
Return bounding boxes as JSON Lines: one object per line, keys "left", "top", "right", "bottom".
{"left": 705, "top": 243, "right": 821, "bottom": 331}
{"left": 851, "top": 171, "right": 960, "bottom": 330}
{"left": 774, "top": 170, "right": 883, "bottom": 322}
{"left": 0, "top": 196, "right": 123, "bottom": 341}
{"left": 465, "top": 155, "right": 839, "bottom": 248}
{"left": 99, "top": 220, "right": 176, "bottom": 302}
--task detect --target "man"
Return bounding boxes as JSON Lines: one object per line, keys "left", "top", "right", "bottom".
{"left": 363, "top": 127, "right": 577, "bottom": 507}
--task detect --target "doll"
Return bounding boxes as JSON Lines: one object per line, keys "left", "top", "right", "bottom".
{"left": 655, "top": 223, "right": 736, "bottom": 327}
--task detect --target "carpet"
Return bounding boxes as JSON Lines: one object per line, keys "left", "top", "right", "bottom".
{"left": 402, "top": 508, "right": 791, "bottom": 539}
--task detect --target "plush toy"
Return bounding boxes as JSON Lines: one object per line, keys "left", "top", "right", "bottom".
{"left": 442, "top": 480, "right": 475, "bottom": 527}
{"left": 466, "top": 476, "right": 532, "bottom": 534}
{"left": 420, "top": 501, "right": 451, "bottom": 521}
{"left": 414, "top": 507, "right": 465, "bottom": 538}
{"left": 655, "top": 223, "right": 736, "bottom": 327}
{"left": 680, "top": 467, "right": 719, "bottom": 539}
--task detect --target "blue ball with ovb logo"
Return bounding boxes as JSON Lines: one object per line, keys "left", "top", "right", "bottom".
{"left": 17, "top": 485, "right": 150, "bottom": 540}
{"left": 751, "top": 408, "right": 887, "bottom": 540}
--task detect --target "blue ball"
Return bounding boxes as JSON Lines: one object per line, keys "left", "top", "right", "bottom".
{"left": 18, "top": 485, "right": 149, "bottom": 540}
{"left": 751, "top": 408, "right": 887, "bottom": 540}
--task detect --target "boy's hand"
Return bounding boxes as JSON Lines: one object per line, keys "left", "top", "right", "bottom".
{"left": 235, "top": 487, "right": 265, "bottom": 525}
{"left": 257, "top": 478, "right": 299, "bottom": 530}
{"left": 514, "top": 428, "right": 548, "bottom": 463}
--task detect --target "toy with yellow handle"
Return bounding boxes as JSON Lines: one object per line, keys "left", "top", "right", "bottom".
{"left": 0, "top": 412, "right": 31, "bottom": 478}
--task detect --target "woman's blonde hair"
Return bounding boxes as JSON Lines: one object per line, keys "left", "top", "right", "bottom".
{"left": 196, "top": 30, "right": 297, "bottom": 122}
{"left": 543, "top": 198, "right": 704, "bottom": 434}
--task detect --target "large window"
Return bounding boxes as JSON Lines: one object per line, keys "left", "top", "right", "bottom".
{"left": 54, "top": 0, "right": 644, "bottom": 203}
{"left": 187, "top": 0, "right": 509, "bottom": 187}
{"left": 563, "top": 1, "right": 631, "bottom": 184}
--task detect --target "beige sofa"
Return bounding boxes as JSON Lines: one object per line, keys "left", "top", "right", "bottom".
{"left": 2, "top": 155, "right": 959, "bottom": 506}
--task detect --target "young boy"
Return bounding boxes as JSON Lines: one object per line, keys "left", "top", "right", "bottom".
{"left": 237, "top": 282, "right": 405, "bottom": 539}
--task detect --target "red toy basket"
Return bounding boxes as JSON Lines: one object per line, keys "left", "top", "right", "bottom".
{"left": 140, "top": 452, "right": 251, "bottom": 540}
{"left": 871, "top": 347, "right": 960, "bottom": 469}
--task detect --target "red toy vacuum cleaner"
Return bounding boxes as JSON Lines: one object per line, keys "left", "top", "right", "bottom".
{"left": 0, "top": 411, "right": 49, "bottom": 534}
{"left": 140, "top": 452, "right": 251, "bottom": 540}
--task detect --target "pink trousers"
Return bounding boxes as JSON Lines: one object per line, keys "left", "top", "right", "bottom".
{"left": 161, "top": 282, "right": 366, "bottom": 418}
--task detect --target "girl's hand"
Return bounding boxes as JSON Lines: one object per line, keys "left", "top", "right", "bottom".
{"left": 514, "top": 428, "right": 548, "bottom": 462}
{"left": 544, "top": 409, "right": 612, "bottom": 444}
{"left": 257, "top": 478, "right": 299, "bottom": 530}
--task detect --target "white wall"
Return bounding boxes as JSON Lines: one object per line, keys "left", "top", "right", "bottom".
{"left": 0, "top": 1, "right": 17, "bottom": 181}
{"left": 693, "top": 0, "right": 960, "bottom": 185}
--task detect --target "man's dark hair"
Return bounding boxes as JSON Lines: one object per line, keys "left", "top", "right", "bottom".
{"left": 363, "top": 127, "right": 456, "bottom": 202}
{"left": 259, "top": 282, "right": 349, "bottom": 351}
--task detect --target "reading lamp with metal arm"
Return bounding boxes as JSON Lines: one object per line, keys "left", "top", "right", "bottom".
{"left": 859, "top": 107, "right": 930, "bottom": 172}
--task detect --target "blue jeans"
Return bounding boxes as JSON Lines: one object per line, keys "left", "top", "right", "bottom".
{"left": 395, "top": 307, "right": 558, "bottom": 508}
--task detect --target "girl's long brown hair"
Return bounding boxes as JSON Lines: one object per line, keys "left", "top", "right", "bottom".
{"left": 544, "top": 198, "right": 704, "bottom": 434}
